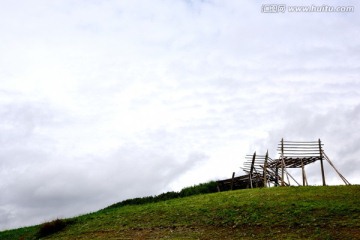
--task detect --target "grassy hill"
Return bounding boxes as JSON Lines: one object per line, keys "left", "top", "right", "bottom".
{"left": 1, "top": 185, "right": 359, "bottom": 239}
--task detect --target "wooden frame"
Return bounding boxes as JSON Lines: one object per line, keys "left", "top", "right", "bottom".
{"left": 216, "top": 138, "right": 350, "bottom": 191}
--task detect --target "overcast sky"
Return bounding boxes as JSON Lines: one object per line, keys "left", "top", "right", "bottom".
{"left": 1, "top": 0, "right": 359, "bottom": 231}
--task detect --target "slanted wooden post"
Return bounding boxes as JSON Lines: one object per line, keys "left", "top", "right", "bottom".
{"left": 230, "top": 172, "right": 235, "bottom": 190}
{"left": 319, "top": 139, "right": 326, "bottom": 186}
{"left": 249, "top": 152, "right": 256, "bottom": 188}
{"left": 263, "top": 150, "right": 268, "bottom": 188}
{"left": 322, "top": 151, "right": 351, "bottom": 185}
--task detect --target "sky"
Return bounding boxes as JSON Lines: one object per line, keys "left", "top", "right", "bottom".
{"left": 0, "top": 0, "right": 359, "bottom": 231}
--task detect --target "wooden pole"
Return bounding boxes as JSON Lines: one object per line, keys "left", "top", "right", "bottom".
{"left": 323, "top": 151, "right": 351, "bottom": 185}
{"left": 283, "top": 168, "right": 301, "bottom": 186}
{"left": 319, "top": 139, "right": 326, "bottom": 186}
{"left": 263, "top": 150, "right": 268, "bottom": 188}
{"left": 250, "top": 152, "right": 256, "bottom": 189}
{"left": 281, "top": 138, "right": 285, "bottom": 186}
{"left": 301, "top": 159, "right": 305, "bottom": 186}
{"left": 285, "top": 166, "right": 291, "bottom": 186}
{"left": 230, "top": 172, "right": 235, "bottom": 190}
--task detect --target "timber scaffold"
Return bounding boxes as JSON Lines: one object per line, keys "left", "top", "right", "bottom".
{"left": 216, "top": 139, "right": 350, "bottom": 192}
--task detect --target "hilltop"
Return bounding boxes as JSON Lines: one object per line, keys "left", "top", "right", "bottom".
{"left": 1, "top": 185, "right": 359, "bottom": 239}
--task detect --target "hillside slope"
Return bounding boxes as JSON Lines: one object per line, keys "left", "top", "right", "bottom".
{"left": 1, "top": 185, "right": 359, "bottom": 239}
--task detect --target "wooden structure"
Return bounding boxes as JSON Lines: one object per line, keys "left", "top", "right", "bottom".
{"left": 242, "top": 151, "right": 274, "bottom": 188}
{"left": 216, "top": 174, "right": 262, "bottom": 191}
{"left": 217, "top": 138, "right": 350, "bottom": 191}
{"left": 268, "top": 139, "right": 350, "bottom": 186}
{"left": 217, "top": 151, "right": 279, "bottom": 191}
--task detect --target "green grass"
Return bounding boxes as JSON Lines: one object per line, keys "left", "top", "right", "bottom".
{"left": 1, "top": 185, "right": 360, "bottom": 239}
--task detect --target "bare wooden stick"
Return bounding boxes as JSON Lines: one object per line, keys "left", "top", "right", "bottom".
{"left": 319, "top": 139, "right": 326, "bottom": 186}
{"left": 230, "top": 172, "right": 235, "bottom": 190}
{"left": 263, "top": 150, "right": 268, "bottom": 188}
{"left": 322, "top": 151, "right": 351, "bottom": 185}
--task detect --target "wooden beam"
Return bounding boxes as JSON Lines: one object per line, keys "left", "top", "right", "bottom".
{"left": 281, "top": 138, "right": 285, "bottom": 186}
{"left": 323, "top": 151, "right": 351, "bottom": 185}
{"left": 301, "top": 159, "right": 305, "bottom": 186}
{"left": 319, "top": 139, "right": 326, "bottom": 186}
{"left": 263, "top": 150, "right": 268, "bottom": 188}
{"left": 230, "top": 172, "right": 235, "bottom": 190}
{"left": 250, "top": 152, "right": 256, "bottom": 188}
{"left": 275, "top": 166, "right": 279, "bottom": 186}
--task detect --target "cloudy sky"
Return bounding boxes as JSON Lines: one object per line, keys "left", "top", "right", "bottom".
{"left": 1, "top": 0, "right": 359, "bottom": 230}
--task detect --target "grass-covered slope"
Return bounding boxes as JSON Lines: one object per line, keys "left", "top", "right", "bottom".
{"left": 1, "top": 185, "right": 359, "bottom": 239}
